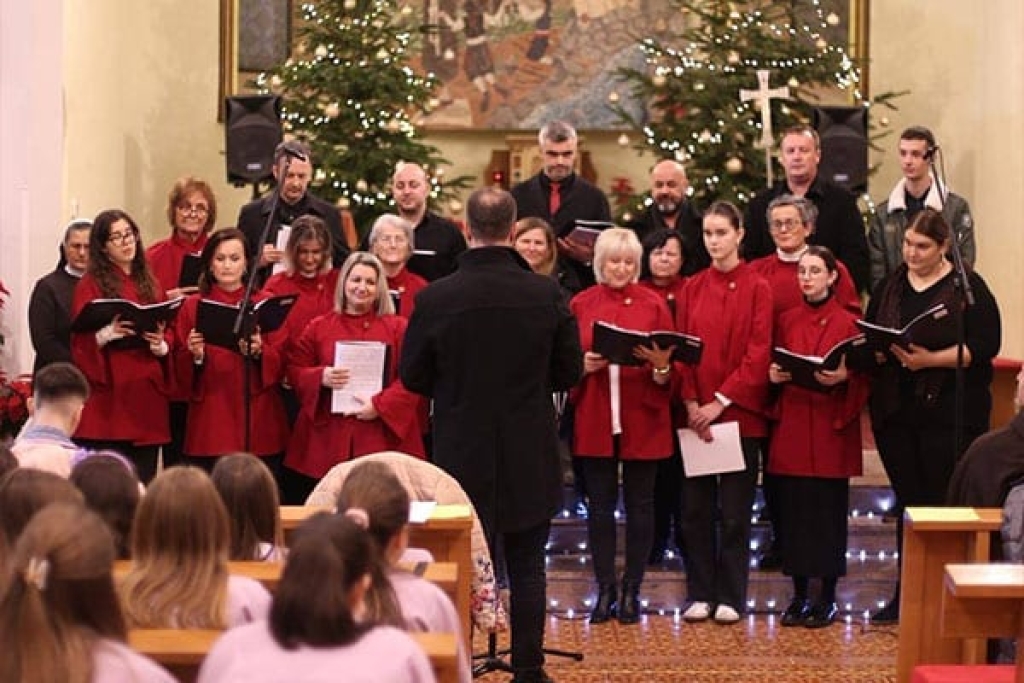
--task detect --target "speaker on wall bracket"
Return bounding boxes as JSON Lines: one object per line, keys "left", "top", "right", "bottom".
{"left": 224, "top": 95, "right": 283, "bottom": 189}
{"left": 813, "top": 106, "right": 868, "bottom": 194}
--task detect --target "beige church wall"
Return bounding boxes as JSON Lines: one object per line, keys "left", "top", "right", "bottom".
{"left": 869, "top": 0, "right": 1024, "bottom": 357}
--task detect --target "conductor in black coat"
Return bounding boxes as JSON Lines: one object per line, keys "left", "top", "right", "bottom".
{"left": 511, "top": 120, "right": 612, "bottom": 289}
{"left": 401, "top": 187, "right": 583, "bottom": 683}
{"left": 236, "top": 140, "right": 349, "bottom": 286}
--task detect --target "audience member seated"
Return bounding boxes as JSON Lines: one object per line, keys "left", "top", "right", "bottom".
{"left": 0, "top": 444, "right": 17, "bottom": 480}
{"left": 948, "top": 362, "right": 1024, "bottom": 507}
{"left": 119, "top": 466, "right": 271, "bottom": 629}
{"left": 337, "top": 459, "right": 471, "bottom": 683}
{"left": 307, "top": 450, "right": 507, "bottom": 633}
{"left": 11, "top": 362, "right": 90, "bottom": 477}
{"left": 0, "top": 468, "right": 83, "bottom": 555}
{"left": 196, "top": 512, "right": 436, "bottom": 683}
{"left": 212, "top": 453, "right": 285, "bottom": 562}
{"left": 0, "top": 503, "right": 175, "bottom": 683}
{"left": 70, "top": 452, "right": 141, "bottom": 559}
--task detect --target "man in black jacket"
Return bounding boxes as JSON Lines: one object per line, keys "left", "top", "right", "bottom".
{"left": 401, "top": 187, "right": 583, "bottom": 683}
{"left": 744, "top": 125, "right": 870, "bottom": 293}
{"left": 235, "top": 140, "right": 348, "bottom": 285}
{"left": 511, "top": 119, "right": 612, "bottom": 288}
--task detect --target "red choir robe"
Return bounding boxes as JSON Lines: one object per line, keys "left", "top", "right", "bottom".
{"left": 676, "top": 263, "right": 773, "bottom": 438}
{"left": 147, "top": 233, "right": 209, "bottom": 402}
{"left": 386, "top": 267, "right": 428, "bottom": 319}
{"left": 71, "top": 272, "right": 172, "bottom": 445}
{"left": 260, "top": 269, "right": 340, "bottom": 355}
{"left": 173, "top": 286, "right": 290, "bottom": 457}
{"left": 285, "top": 310, "right": 426, "bottom": 478}
{"left": 570, "top": 282, "right": 675, "bottom": 459}
{"left": 767, "top": 295, "right": 869, "bottom": 478}
{"left": 748, "top": 253, "right": 862, "bottom": 322}
{"left": 639, "top": 276, "right": 688, "bottom": 428}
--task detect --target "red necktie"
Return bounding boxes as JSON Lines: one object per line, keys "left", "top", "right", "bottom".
{"left": 549, "top": 181, "right": 561, "bottom": 217}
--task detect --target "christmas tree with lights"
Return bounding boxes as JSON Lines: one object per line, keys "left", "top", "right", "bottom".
{"left": 255, "top": 0, "right": 467, "bottom": 232}
{"left": 613, "top": 0, "right": 902, "bottom": 216}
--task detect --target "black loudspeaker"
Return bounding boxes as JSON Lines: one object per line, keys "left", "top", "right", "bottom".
{"left": 224, "top": 95, "right": 283, "bottom": 185}
{"left": 813, "top": 106, "right": 868, "bottom": 193}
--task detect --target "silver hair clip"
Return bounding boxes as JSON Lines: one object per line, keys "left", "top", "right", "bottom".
{"left": 24, "top": 557, "right": 50, "bottom": 591}
{"left": 343, "top": 507, "right": 370, "bottom": 530}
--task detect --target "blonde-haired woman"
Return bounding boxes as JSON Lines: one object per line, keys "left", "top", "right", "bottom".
{"left": 119, "top": 466, "right": 271, "bottom": 628}
{"left": 570, "top": 227, "right": 675, "bottom": 625}
{"left": 513, "top": 217, "right": 582, "bottom": 298}
{"left": 0, "top": 503, "right": 175, "bottom": 683}
{"left": 282, "top": 252, "right": 426, "bottom": 503}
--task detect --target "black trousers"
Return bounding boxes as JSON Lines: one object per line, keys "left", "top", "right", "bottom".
{"left": 651, "top": 450, "right": 684, "bottom": 555}
{"left": 161, "top": 401, "right": 188, "bottom": 469}
{"left": 75, "top": 439, "right": 160, "bottom": 484}
{"left": 484, "top": 520, "right": 551, "bottom": 675}
{"left": 576, "top": 455, "right": 659, "bottom": 585}
{"left": 679, "top": 437, "right": 760, "bottom": 609}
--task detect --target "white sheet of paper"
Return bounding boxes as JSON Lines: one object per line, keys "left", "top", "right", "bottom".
{"left": 409, "top": 501, "right": 437, "bottom": 524}
{"left": 677, "top": 422, "right": 746, "bottom": 477}
{"left": 272, "top": 225, "right": 291, "bottom": 275}
{"left": 331, "top": 341, "right": 387, "bottom": 415}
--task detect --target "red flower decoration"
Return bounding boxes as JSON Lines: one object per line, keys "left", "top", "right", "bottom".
{"left": 0, "top": 375, "right": 32, "bottom": 440}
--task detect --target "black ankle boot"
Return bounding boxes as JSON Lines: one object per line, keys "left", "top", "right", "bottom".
{"left": 618, "top": 581, "right": 641, "bottom": 624}
{"left": 590, "top": 583, "right": 617, "bottom": 623}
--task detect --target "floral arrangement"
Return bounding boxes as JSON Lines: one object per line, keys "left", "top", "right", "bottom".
{"left": 0, "top": 375, "right": 31, "bottom": 441}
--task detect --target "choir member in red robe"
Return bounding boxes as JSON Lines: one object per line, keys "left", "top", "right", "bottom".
{"left": 768, "top": 246, "right": 869, "bottom": 629}
{"left": 570, "top": 228, "right": 675, "bottom": 625}
{"left": 748, "top": 194, "right": 860, "bottom": 572}
{"left": 368, "top": 214, "right": 427, "bottom": 320}
{"left": 638, "top": 229, "right": 689, "bottom": 565}
{"left": 282, "top": 252, "right": 426, "bottom": 504}
{"left": 71, "top": 210, "right": 172, "bottom": 483}
{"left": 146, "top": 176, "right": 217, "bottom": 470}
{"left": 749, "top": 194, "right": 861, "bottom": 320}
{"left": 676, "top": 201, "right": 773, "bottom": 625}
{"left": 260, "top": 215, "right": 340, "bottom": 426}
{"left": 174, "top": 229, "right": 289, "bottom": 473}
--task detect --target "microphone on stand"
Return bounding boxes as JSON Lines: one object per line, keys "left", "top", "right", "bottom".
{"left": 279, "top": 141, "right": 308, "bottom": 163}
{"left": 923, "top": 144, "right": 940, "bottom": 161}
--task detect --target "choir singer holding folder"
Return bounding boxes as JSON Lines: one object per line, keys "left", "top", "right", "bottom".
{"left": 767, "top": 246, "right": 869, "bottom": 629}
{"left": 569, "top": 227, "right": 675, "bottom": 626}
{"left": 281, "top": 252, "right": 425, "bottom": 504}
{"left": 71, "top": 210, "right": 173, "bottom": 483}
{"left": 863, "top": 208, "right": 1001, "bottom": 625}
{"left": 174, "top": 229, "right": 290, "bottom": 474}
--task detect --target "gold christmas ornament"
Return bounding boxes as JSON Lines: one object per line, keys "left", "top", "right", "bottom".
{"left": 725, "top": 157, "right": 743, "bottom": 174}
{"left": 608, "top": 91, "right": 620, "bottom": 103}
{"left": 315, "top": 44, "right": 328, "bottom": 59}
{"left": 652, "top": 73, "right": 667, "bottom": 88}
{"left": 355, "top": 179, "right": 369, "bottom": 192}
{"left": 324, "top": 102, "right": 341, "bottom": 119}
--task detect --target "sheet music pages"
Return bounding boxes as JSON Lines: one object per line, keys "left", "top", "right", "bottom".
{"left": 331, "top": 341, "right": 387, "bottom": 414}
{"left": 677, "top": 422, "right": 746, "bottom": 477}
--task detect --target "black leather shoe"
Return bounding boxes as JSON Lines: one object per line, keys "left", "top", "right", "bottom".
{"left": 617, "top": 581, "right": 641, "bottom": 625}
{"left": 869, "top": 599, "right": 899, "bottom": 625}
{"left": 589, "top": 584, "right": 617, "bottom": 623}
{"left": 779, "top": 597, "right": 811, "bottom": 627}
{"left": 805, "top": 601, "right": 838, "bottom": 629}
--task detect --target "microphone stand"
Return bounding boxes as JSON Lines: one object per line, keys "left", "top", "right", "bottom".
{"left": 929, "top": 150, "right": 975, "bottom": 459}
{"left": 234, "top": 154, "right": 292, "bottom": 451}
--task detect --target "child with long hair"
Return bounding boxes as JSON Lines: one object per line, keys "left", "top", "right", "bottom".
{"left": 0, "top": 468, "right": 83, "bottom": 555}
{"left": 337, "top": 460, "right": 471, "bottom": 683}
{"left": 197, "top": 512, "right": 435, "bottom": 682}
{"left": 211, "top": 452, "right": 285, "bottom": 561}
{"left": 118, "top": 466, "right": 271, "bottom": 628}
{"left": 0, "top": 503, "right": 174, "bottom": 683}
{"left": 70, "top": 452, "right": 141, "bottom": 560}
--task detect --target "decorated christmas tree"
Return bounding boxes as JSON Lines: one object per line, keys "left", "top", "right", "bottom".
{"left": 255, "top": 0, "right": 467, "bottom": 233}
{"left": 613, "top": 0, "right": 902, "bottom": 218}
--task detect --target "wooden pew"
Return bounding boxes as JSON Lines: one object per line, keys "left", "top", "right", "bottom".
{"left": 282, "top": 504, "right": 474, "bottom": 653}
{"left": 113, "top": 560, "right": 458, "bottom": 608}
{"left": 129, "top": 628, "right": 459, "bottom": 683}
{"left": 897, "top": 507, "right": 1004, "bottom": 683}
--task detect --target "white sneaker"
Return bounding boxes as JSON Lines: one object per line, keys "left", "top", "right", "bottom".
{"left": 682, "top": 601, "right": 711, "bottom": 622}
{"left": 714, "top": 604, "right": 741, "bottom": 624}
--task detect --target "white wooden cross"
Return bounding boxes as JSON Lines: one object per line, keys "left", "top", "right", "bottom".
{"left": 740, "top": 69, "right": 790, "bottom": 186}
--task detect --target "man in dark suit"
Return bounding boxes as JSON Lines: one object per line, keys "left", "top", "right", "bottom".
{"left": 626, "top": 159, "right": 710, "bottom": 275}
{"left": 511, "top": 119, "right": 612, "bottom": 288}
{"left": 235, "top": 140, "right": 348, "bottom": 285}
{"left": 400, "top": 187, "right": 583, "bottom": 683}
{"left": 744, "top": 125, "right": 870, "bottom": 292}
